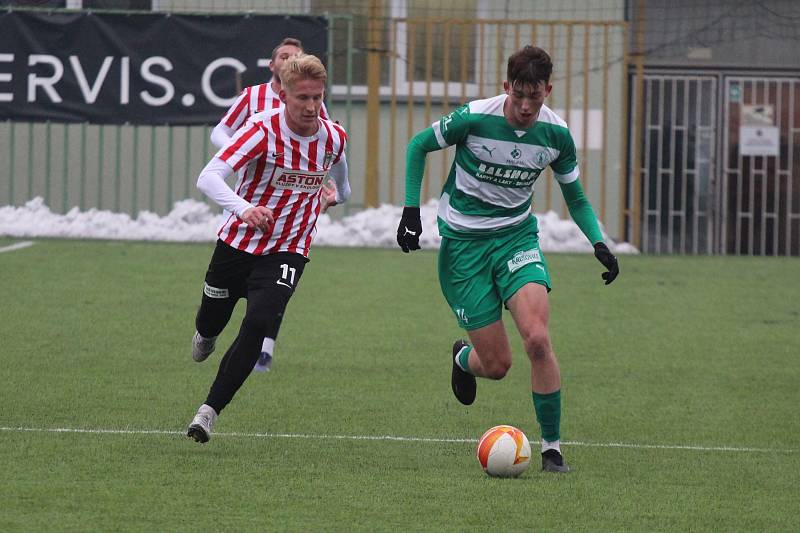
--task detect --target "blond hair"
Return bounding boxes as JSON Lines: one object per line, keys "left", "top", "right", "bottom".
{"left": 280, "top": 54, "right": 327, "bottom": 92}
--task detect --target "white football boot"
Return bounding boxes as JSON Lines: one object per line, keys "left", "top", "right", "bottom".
{"left": 187, "top": 404, "right": 217, "bottom": 443}
{"left": 191, "top": 332, "right": 217, "bottom": 362}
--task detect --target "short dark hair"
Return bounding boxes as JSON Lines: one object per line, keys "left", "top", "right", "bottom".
{"left": 507, "top": 46, "right": 553, "bottom": 88}
{"left": 271, "top": 37, "right": 303, "bottom": 61}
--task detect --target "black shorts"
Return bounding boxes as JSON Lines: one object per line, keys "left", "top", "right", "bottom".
{"left": 203, "top": 240, "right": 309, "bottom": 302}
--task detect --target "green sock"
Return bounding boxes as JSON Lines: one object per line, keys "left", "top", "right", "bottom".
{"left": 532, "top": 390, "right": 561, "bottom": 442}
{"left": 455, "top": 344, "right": 473, "bottom": 374}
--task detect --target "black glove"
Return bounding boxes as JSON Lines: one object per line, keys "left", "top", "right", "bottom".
{"left": 396, "top": 206, "right": 422, "bottom": 253}
{"left": 593, "top": 242, "right": 619, "bottom": 285}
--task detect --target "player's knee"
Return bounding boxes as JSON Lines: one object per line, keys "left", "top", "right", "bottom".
{"left": 483, "top": 358, "right": 511, "bottom": 379}
{"left": 241, "top": 307, "right": 278, "bottom": 336}
{"left": 523, "top": 330, "right": 551, "bottom": 362}
{"left": 196, "top": 301, "right": 233, "bottom": 338}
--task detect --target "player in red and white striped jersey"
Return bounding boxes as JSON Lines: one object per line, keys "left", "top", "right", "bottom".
{"left": 207, "top": 102, "right": 347, "bottom": 257}
{"left": 187, "top": 54, "right": 351, "bottom": 444}
{"left": 210, "top": 37, "right": 330, "bottom": 149}
{"left": 210, "top": 37, "right": 332, "bottom": 373}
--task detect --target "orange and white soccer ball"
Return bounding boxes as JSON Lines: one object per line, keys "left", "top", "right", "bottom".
{"left": 476, "top": 425, "right": 531, "bottom": 477}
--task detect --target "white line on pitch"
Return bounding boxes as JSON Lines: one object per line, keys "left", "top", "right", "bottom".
{"left": 0, "top": 241, "right": 35, "bottom": 254}
{"left": 0, "top": 426, "right": 796, "bottom": 454}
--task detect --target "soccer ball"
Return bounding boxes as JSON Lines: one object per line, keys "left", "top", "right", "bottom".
{"left": 476, "top": 425, "right": 531, "bottom": 478}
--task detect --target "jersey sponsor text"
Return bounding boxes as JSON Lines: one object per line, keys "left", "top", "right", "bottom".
{"left": 507, "top": 249, "right": 542, "bottom": 273}
{"left": 476, "top": 163, "right": 540, "bottom": 187}
{"left": 272, "top": 168, "right": 327, "bottom": 193}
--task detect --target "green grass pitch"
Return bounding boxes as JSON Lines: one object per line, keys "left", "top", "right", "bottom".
{"left": 1, "top": 239, "right": 798, "bottom": 531}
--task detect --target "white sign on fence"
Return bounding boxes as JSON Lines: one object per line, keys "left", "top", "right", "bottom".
{"left": 739, "top": 125, "right": 779, "bottom": 156}
{"left": 739, "top": 104, "right": 779, "bottom": 156}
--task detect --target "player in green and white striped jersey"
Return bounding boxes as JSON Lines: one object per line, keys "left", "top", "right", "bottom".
{"left": 396, "top": 46, "right": 619, "bottom": 473}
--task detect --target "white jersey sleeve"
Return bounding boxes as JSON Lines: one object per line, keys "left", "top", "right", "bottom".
{"left": 328, "top": 154, "right": 351, "bottom": 204}
{"left": 210, "top": 123, "right": 235, "bottom": 149}
{"left": 196, "top": 157, "right": 254, "bottom": 217}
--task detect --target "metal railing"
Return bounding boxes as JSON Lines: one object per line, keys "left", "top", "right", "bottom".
{"left": 1, "top": 9, "right": 632, "bottom": 242}
{"left": 1, "top": 9, "right": 356, "bottom": 217}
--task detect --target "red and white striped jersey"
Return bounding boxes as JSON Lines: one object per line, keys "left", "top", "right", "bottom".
{"left": 219, "top": 82, "right": 330, "bottom": 132}
{"left": 214, "top": 107, "right": 347, "bottom": 258}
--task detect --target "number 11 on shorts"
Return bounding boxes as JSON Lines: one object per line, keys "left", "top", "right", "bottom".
{"left": 278, "top": 263, "right": 297, "bottom": 288}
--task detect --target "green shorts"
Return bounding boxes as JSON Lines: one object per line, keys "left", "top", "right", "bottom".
{"left": 438, "top": 222, "right": 551, "bottom": 330}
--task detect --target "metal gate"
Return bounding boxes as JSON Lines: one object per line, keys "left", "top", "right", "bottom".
{"left": 721, "top": 77, "right": 800, "bottom": 256}
{"left": 635, "top": 73, "right": 800, "bottom": 255}
{"left": 637, "top": 74, "right": 717, "bottom": 254}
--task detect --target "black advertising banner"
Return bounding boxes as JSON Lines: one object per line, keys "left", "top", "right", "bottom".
{"left": 0, "top": 10, "right": 328, "bottom": 125}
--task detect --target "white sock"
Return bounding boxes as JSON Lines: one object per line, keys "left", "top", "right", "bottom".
{"left": 541, "top": 439, "right": 561, "bottom": 454}
{"left": 261, "top": 337, "right": 275, "bottom": 355}
{"left": 254, "top": 338, "right": 276, "bottom": 372}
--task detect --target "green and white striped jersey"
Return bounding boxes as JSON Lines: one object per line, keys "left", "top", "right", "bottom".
{"left": 431, "top": 94, "right": 579, "bottom": 239}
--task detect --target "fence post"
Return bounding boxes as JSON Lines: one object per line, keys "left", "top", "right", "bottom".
{"left": 631, "top": 0, "right": 647, "bottom": 249}
{"left": 365, "top": 0, "right": 383, "bottom": 208}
